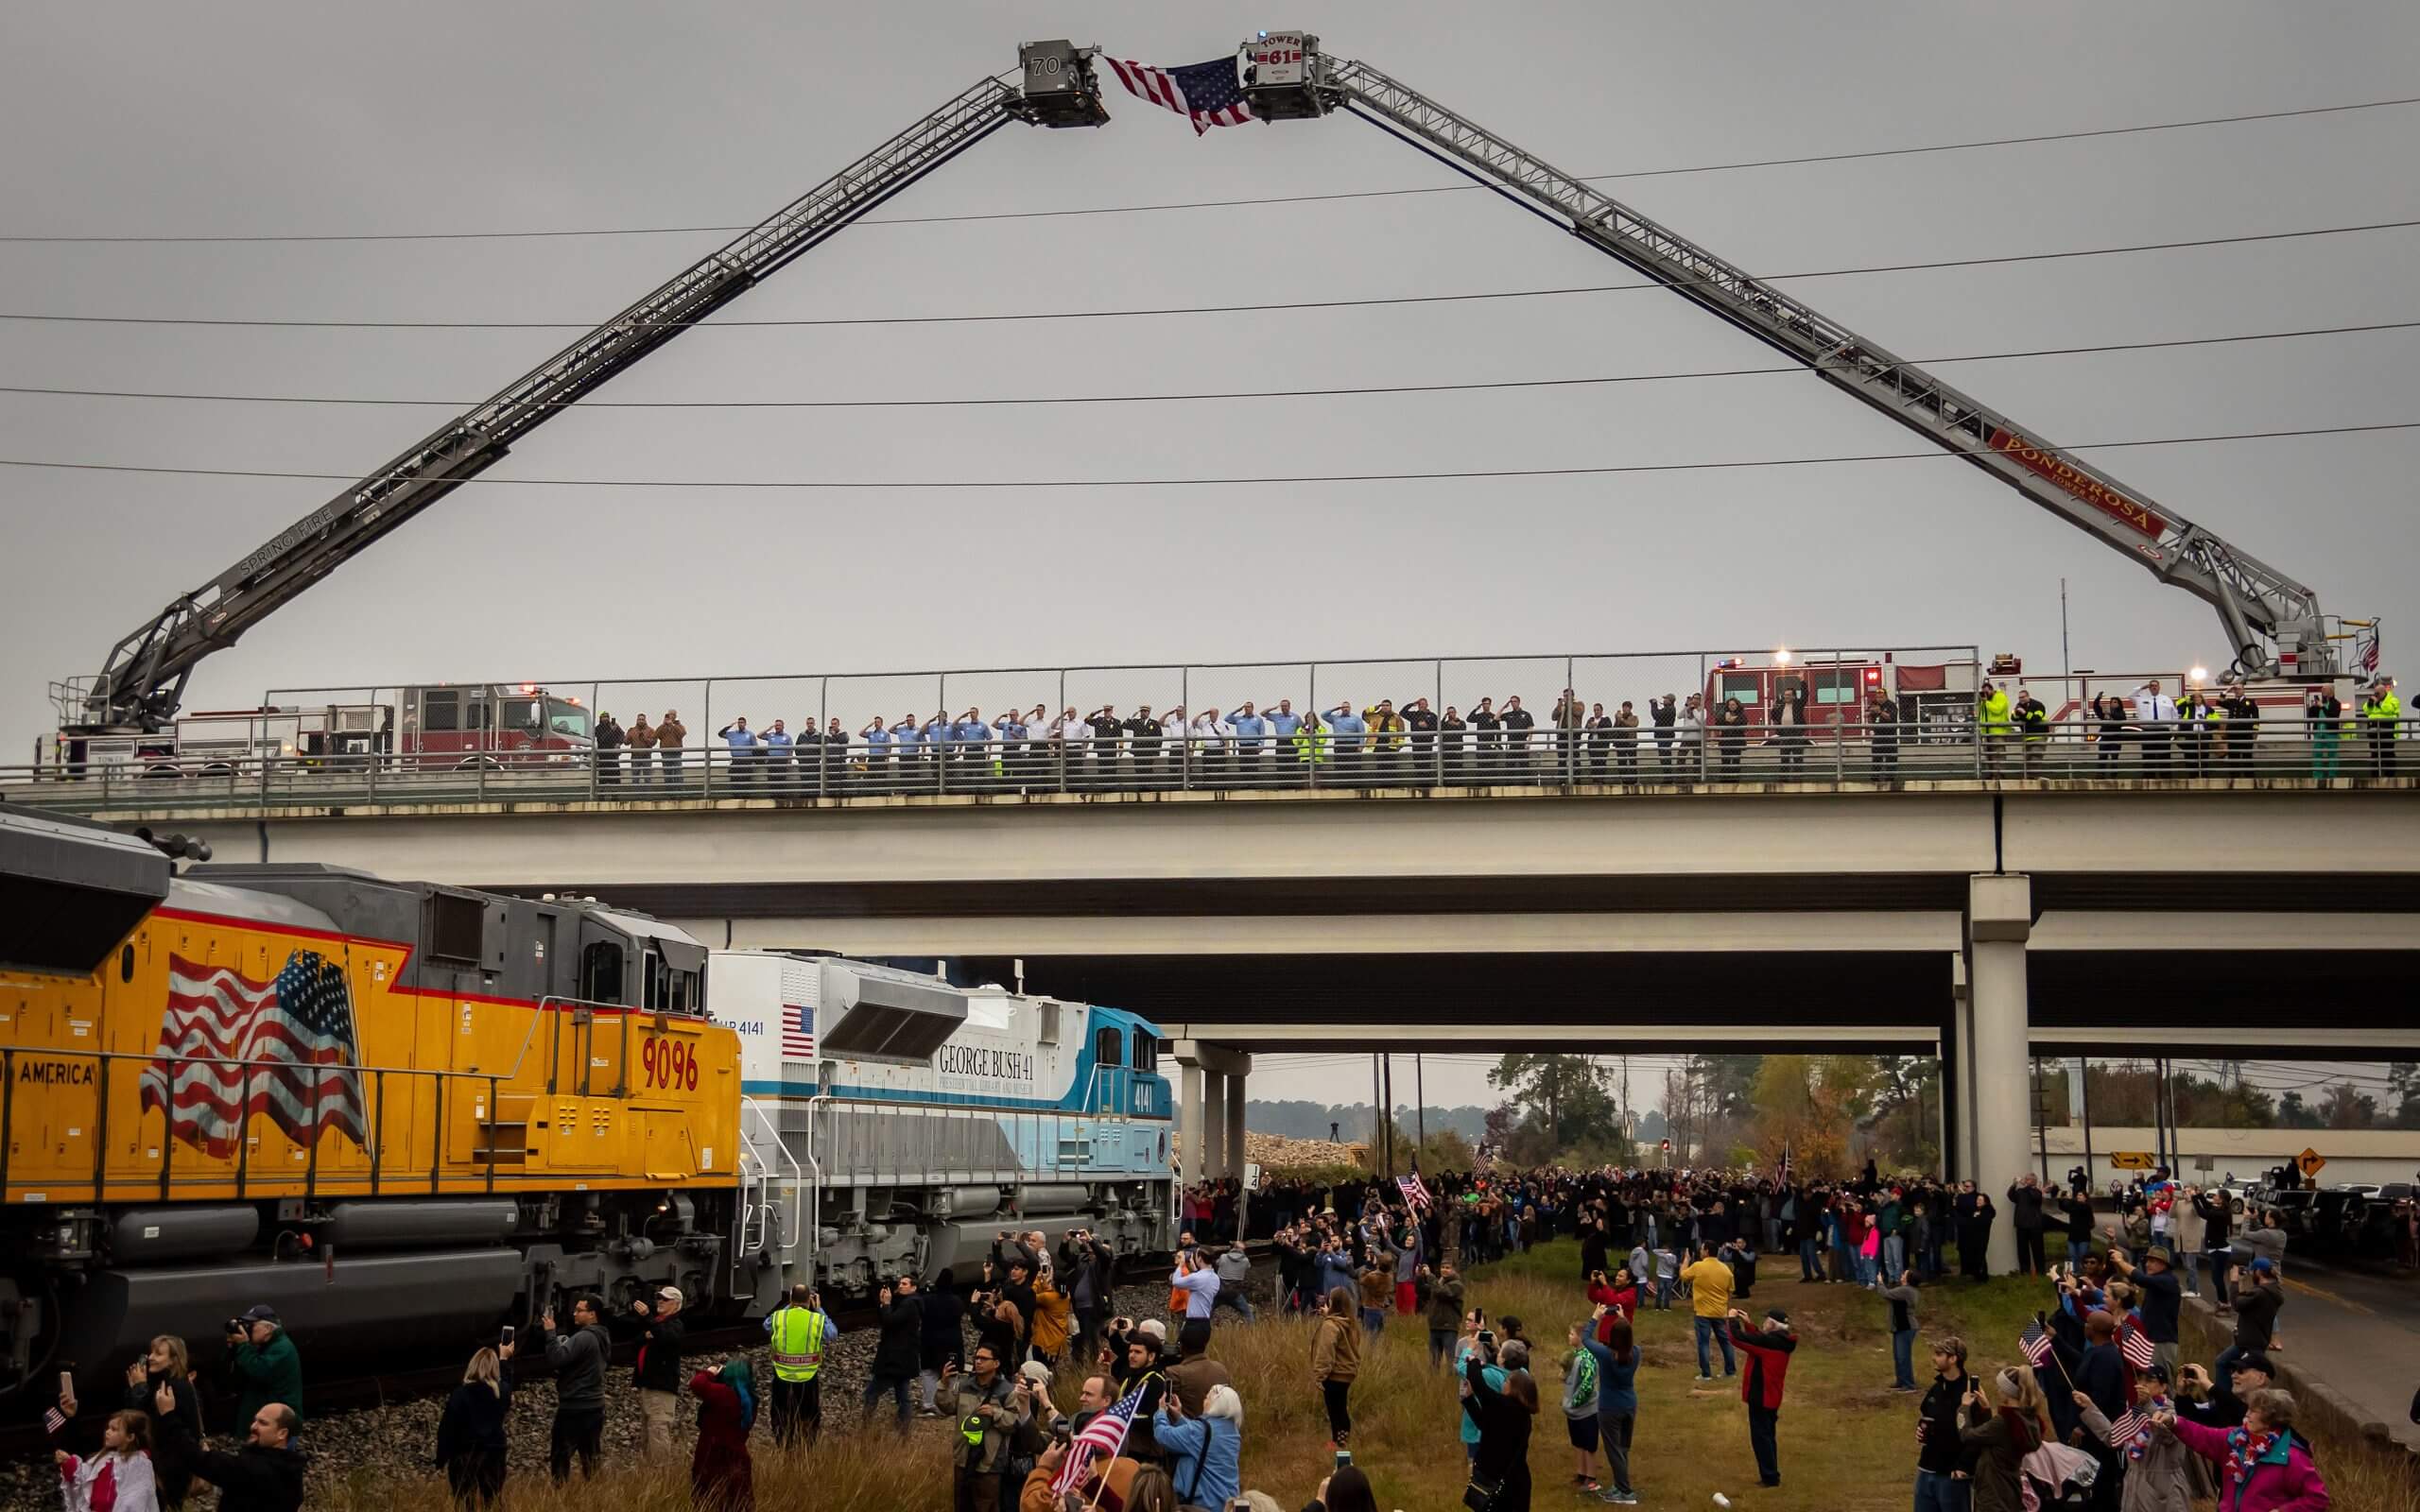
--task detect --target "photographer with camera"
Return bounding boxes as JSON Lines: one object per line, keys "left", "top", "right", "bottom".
{"left": 942, "top": 1343, "right": 1039, "bottom": 1512}
{"left": 868, "top": 1274, "right": 924, "bottom": 1434}
{"left": 225, "top": 1306, "right": 302, "bottom": 1437}
{"left": 1058, "top": 1228, "right": 1115, "bottom": 1360}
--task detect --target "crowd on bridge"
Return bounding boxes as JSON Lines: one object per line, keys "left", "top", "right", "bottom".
{"left": 562, "top": 669, "right": 2403, "bottom": 794}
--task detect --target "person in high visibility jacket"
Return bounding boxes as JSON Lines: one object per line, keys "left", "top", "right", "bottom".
{"left": 2013, "top": 685, "right": 2050, "bottom": 778}
{"left": 1290, "top": 712, "right": 1331, "bottom": 773}
{"left": 1976, "top": 680, "right": 2014, "bottom": 777}
{"left": 764, "top": 1283, "right": 836, "bottom": 1447}
{"left": 2362, "top": 677, "right": 2401, "bottom": 776}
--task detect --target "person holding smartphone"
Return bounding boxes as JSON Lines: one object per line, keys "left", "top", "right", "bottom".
{"left": 434, "top": 1343, "right": 512, "bottom": 1507}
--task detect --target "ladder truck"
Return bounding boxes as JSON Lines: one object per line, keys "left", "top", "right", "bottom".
{"left": 1234, "top": 31, "right": 2368, "bottom": 684}
{"left": 48, "top": 42, "right": 1115, "bottom": 759}
{"left": 50, "top": 34, "right": 2368, "bottom": 762}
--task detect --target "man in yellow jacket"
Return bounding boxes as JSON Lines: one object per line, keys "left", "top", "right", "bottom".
{"left": 2362, "top": 676, "right": 2401, "bottom": 775}
{"left": 1682, "top": 1242, "right": 1738, "bottom": 1381}
{"left": 1977, "top": 680, "right": 2014, "bottom": 778}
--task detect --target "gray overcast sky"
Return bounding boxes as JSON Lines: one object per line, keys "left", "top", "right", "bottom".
{"left": 5, "top": 3, "right": 2416, "bottom": 1107}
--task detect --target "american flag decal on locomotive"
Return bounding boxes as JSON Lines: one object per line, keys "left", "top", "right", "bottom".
{"left": 142, "top": 952, "right": 370, "bottom": 1158}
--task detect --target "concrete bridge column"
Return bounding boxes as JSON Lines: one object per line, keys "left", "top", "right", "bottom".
{"left": 1169, "top": 1040, "right": 1251, "bottom": 1194}
{"left": 1203, "top": 1073, "right": 1228, "bottom": 1179}
{"left": 1224, "top": 1069, "right": 1250, "bottom": 1238}
{"left": 1966, "top": 873, "right": 2033, "bottom": 1277}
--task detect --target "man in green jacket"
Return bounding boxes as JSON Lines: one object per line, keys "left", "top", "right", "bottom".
{"left": 228, "top": 1304, "right": 303, "bottom": 1430}
{"left": 1977, "top": 680, "right": 2014, "bottom": 778}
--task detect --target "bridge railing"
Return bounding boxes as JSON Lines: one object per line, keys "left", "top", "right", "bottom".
{"left": 3, "top": 713, "right": 2410, "bottom": 813}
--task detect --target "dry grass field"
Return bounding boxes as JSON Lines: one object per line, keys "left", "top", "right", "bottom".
{"left": 296, "top": 1239, "right": 2418, "bottom": 1512}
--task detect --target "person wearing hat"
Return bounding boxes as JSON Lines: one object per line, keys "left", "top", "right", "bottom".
{"left": 631, "top": 1285, "right": 686, "bottom": 1464}
{"left": 227, "top": 1304, "right": 303, "bottom": 1435}
{"left": 2176, "top": 1352, "right": 2277, "bottom": 1433}
{"left": 2072, "top": 1363, "right": 2194, "bottom": 1512}
{"left": 2108, "top": 1246, "right": 2183, "bottom": 1375}
{"left": 1723, "top": 1307, "right": 1798, "bottom": 1488}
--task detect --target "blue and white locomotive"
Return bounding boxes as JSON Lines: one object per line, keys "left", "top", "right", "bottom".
{"left": 714, "top": 951, "right": 1174, "bottom": 1296}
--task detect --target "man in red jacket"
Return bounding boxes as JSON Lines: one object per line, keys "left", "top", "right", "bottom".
{"left": 1726, "top": 1306, "right": 1799, "bottom": 1487}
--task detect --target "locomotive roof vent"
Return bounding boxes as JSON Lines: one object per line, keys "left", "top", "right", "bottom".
{"left": 817, "top": 961, "right": 968, "bottom": 1066}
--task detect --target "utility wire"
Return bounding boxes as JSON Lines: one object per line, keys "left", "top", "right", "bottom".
{"left": 2, "top": 421, "right": 2409, "bottom": 491}
{"left": 6, "top": 94, "right": 2413, "bottom": 245}
{"left": 1, "top": 319, "right": 2408, "bottom": 410}
{"left": 1, "top": 218, "right": 2411, "bottom": 331}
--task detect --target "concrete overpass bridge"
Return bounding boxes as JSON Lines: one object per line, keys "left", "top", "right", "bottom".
{"left": 30, "top": 779, "right": 2420, "bottom": 1266}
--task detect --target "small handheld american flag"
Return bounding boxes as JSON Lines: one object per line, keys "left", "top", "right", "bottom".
{"left": 2018, "top": 1315, "right": 2053, "bottom": 1368}
{"left": 2109, "top": 1404, "right": 2147, "bottom": 1447}
{"left": 2118, "top": 1317, "right": 2156, "bottom": 1372}
{"left": 1397, "top": 1172, "right": 1432, "bottom": 1211}
{"left": 1104, "top": 55, "right": 1254, "bottom": 134}
{"left": 1051, "top": 1380, "right": 1146, "bottom": 1496}
{"left": 43, "top": 1406, "right": 66, "bottom": 1435}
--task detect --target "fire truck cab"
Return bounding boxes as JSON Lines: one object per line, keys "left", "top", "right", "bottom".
{"left": 47, "top": 682, "right": 588, "bottom": 779}
{"left": 1703, "top": 655, "right": 1981, "bottom": 740}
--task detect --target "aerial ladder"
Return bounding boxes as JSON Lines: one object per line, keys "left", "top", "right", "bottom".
{"left": 59, "top": 34, "right": 2367, "bottom": 746}
{"left": 1236, "top": 33, "right": 2366, "bottom": 682}
{"left": 56, "top": 43, "right": 1113, "bottom": 739}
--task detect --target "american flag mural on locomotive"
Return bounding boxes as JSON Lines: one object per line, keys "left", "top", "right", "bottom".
{"left": 144, "top": 951, "right": 368, "bottom": 1158}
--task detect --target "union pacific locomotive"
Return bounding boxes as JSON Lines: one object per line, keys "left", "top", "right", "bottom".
{"left": 0, "top": 804, "right": 1173, "bottom": 1403}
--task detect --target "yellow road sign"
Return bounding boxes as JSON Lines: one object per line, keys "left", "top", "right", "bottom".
{"left": 2109, "top": 1151, "right": 2156, "bottom": 1170}
{"left": 2295, "top": 1147, "right": 2326, "bottom": 1178}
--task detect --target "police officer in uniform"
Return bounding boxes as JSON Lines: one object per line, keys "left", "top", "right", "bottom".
{"left": 764, "top": 1282, "right": 836, "bottom": 1447}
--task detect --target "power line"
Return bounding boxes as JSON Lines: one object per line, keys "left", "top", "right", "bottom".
{"left": 2, "top": 420, "right": 2410, "bottom": 490}
{"left": 6, "top": 318, "right": 2410, "bottom": 411}
{"left": 2, "top": 217, "right": 2411, "bottom": 331}
{"left": 8, "top": 94, "right": 2412, "bottom": 245}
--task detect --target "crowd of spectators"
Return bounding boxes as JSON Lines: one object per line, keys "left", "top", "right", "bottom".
{"left": 562, "top": 670, "right": 2402, "bottom": 793}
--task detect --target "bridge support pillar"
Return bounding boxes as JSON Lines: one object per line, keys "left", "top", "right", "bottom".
{"left": 1169, "top": 1040, "right": 1252, "bottom": 1194}
{"left": 1965, "top": 873, "right": 2033, "bottom": 1277}
{"left": 1204, "top": 1073, "right": 1228, "bottom": 1178}
{"left": 1179, "top": 1061, "right": 1206, "bottom": 1189}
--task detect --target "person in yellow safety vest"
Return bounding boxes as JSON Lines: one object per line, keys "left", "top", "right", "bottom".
{"left": 1290, "top": 712, "right": 1331, "bottom": 772}
{"left": 2361, "top": 676, "right": 2400, "bottom": 776}
{"left": 2013, "top": 685, "right": 2050, "bottom": 778}
{"left": 1976, "top": 679, "right": 2014, "bottom": 777}
{"left": 764, "top": 1283, "right": 835, "bottom": 1447}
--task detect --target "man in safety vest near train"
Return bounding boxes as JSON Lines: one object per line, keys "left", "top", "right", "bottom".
{"left": 2362, "top": 676, "right": 2401, "bottom": 776}
{"left": 764, "top": 1283, "right": 837, "bottom": 1447}
{"left": 1977, "top": 679, "right": 2014, "bottom": 778}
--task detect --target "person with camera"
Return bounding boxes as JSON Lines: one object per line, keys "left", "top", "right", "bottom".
{"left": 632, "top": 1285, "right": 686, "bottom": 1464}
{"left": 942, "top": 1343, "right": 1038, "bottom": 1512}
{"left": 125, "top": 1336, "right": 200, "bottom": 1510}
{"left": 869, "top": 1274, "right": 925, "bottom": 1433}
{"left": 1310, "top": 1287, "right": 1361, "bottom": 1452}
{"left": 764, "top": 1282, "right": 836, "bottom": 1446}
{"left": 152, "top": 1377, "right": 302, "bottom": 1512}
{"left": 1156, "top": 1383, "right": 1244, "bottom": 1510}
{"left": 540, "top": 1295, "right": 610, "bottom": 1483}
{"left": 1058, "top": 1228, "right": 1115, "bottom": 1359}
{"left": 225, "top": 1306, "right": 302, "bottom": 1438}
{"left": 433, "top": 1344, "right": 512, "bottom": 1508}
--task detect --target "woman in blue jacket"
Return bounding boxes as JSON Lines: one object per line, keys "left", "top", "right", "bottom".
{"left": 1154, "top": 1383, "right": 1242, "bottom": 1510}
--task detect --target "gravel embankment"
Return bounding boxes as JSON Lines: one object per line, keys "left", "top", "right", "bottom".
{"left": 0, "top": 1277, "right": 1199, "bottom": 1509}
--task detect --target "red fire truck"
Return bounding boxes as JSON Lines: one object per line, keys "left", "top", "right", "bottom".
{"left": 1702, "top": 653, "right": 1981, "bottom": 741}
{"left": 52, "top": 682, "right": 590, "bottom": 778}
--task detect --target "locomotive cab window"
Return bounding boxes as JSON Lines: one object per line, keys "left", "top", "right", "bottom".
{"left": 1133, "top": 1035, "right": 1159, "bottom": 1074}
{"left": 579, "top": 940, "right": 623, "bottom": 1005}
{"left": 668, "top": 967, "right": 702, "bottom": 1018}
{"left": 426, "top": 891, "right": 484, "bottom": 963}
{"left": 1094, "top": 1025, "right": 1124, "bottom": 1069}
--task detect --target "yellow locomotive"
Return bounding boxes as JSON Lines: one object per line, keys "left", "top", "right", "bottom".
{"left": 0, "top": 805, "right": 762, "bottom": 1400}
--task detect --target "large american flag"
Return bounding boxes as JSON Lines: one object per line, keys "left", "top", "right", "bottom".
{"left": 781, "top": 1002, "right": 815, "bottom": 1061}
{"left": 1103, "top": 55, "right": 1253, "bottom": 133}
{"left": 1052, "top": 1380, "right": 1146, "bottom": 1496}
{"left": 143, "top": 952, "right": 368, "bottom": 1159}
